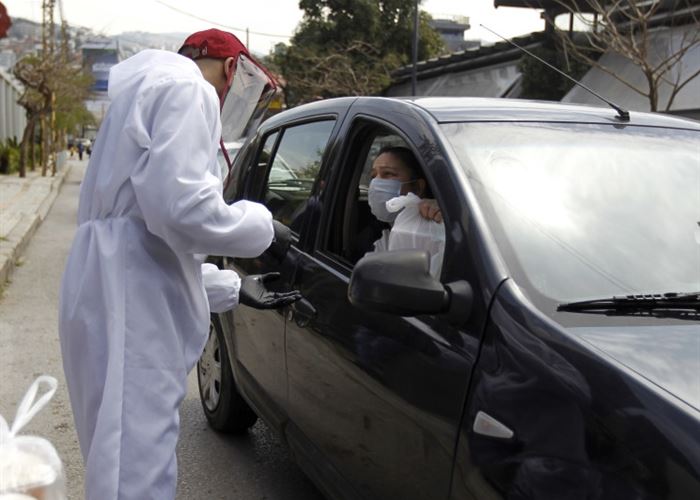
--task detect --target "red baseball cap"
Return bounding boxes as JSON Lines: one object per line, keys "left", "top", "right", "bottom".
{"left": 178, "top": 28, "right": 249, "bottom": 61}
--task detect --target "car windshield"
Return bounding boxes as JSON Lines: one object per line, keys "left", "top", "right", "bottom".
{"left": 441, "top": 122, "right": 700, "bottom": 305}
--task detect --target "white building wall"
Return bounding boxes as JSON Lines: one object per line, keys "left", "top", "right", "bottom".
{"left": 562, "top": 25, "right": 700, "bottom": 118}
{"left": 0, "top": 67, "right": 27, "bottom": 143}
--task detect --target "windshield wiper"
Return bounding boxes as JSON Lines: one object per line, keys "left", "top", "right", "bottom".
{"left": 558, "top": 292, "right": 700, "bottom": 312}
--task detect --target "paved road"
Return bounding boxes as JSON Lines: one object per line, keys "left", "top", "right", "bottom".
{"left": 0, "top": 161, "right": 325, "bottom": 499}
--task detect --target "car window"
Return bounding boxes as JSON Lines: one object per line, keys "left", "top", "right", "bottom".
{"left": 324, "top": 125, "right": 445, "bottom": 276}
{"left": 263, "top": 120, "right": 335, "bottom": 231}
{"left": 258, "top": 131, "right": 279, "bottom": 171}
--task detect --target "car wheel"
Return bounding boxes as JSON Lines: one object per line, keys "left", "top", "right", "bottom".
{"left": 197, "top": 314, "right": 258, "bottom": 433}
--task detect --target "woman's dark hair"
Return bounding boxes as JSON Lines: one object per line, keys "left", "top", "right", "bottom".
{"left": 376, "top": 145, "right": 432, "bottom": 197}
{"left": 376, "top": 146, "right": 422, "bottom": 180}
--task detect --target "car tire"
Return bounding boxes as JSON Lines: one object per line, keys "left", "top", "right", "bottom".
{"left": 197, "top": 314, "right": 258, "bottom": 433}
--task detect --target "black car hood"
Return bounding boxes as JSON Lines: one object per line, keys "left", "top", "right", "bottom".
{"left": 570, "top": 324, "right": 700, "bottom": 412}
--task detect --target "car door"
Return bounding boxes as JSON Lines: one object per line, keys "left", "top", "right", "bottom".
{"left": 222, "top": 118, "right": 338, "bottom": 427}
{"left": 284, "top": 102, "right": 501, "bottom": 500}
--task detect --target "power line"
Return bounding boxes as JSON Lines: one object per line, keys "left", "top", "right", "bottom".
{"left": 153, "top": 0, "right": 293, "bottom": 39}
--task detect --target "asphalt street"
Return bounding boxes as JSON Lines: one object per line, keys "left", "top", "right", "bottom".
{"left": 0, "top": 160, "right": 325, "bottom": 499}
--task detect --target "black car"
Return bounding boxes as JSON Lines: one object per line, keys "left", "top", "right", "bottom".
{"left": 197, "top": 97, "right": 700, "bottom": 500}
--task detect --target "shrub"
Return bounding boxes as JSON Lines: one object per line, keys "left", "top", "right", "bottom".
{"left": 0, "top": 138, "right": 21, "bottom": 175}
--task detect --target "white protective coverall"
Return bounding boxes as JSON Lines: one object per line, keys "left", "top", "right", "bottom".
{"left": 58, "top": 49, "right": 273, "bottom": 499}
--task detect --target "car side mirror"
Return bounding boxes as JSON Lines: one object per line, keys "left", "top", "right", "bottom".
{"left": 348, "top": 250, "right": 473, "bottom": 324}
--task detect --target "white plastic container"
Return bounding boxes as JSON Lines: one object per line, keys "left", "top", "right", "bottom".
{"left": 0, "top": 376, "right": 65, "bottom": 500}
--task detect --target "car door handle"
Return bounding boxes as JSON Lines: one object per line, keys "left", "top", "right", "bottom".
{"left": 289, "top": 298, "right": 317, "bottom": 327}
{"left": 473, "top": 411, "right": 514, "bottom": 440}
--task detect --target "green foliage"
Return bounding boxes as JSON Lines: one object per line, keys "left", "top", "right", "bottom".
{"left": 518, "top": 45, "right": 592, "bottom": 101}
{"left": 0, "top": 138, "right": 21, "bottom": 175}
{"left": 54, "top": 69, "right": 96, "bottom": 135}
{"left": 271, "top": 0, "right": 444, "bottom": 106}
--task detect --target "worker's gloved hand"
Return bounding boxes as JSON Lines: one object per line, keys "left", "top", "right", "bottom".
{"left": 239, "top": 272, "right": 302, "bottom": 309}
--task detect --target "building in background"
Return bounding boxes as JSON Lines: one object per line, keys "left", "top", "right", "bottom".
{"left": 82, "top": 40, "right": 120, "bottom": 92}
{"left": 385, "top": 8, "right": 539, "bottom": 98}
{"left": 386, "top": 2, "right": 699, "bottom": 120}
{"left": 384, "top": 32, "right": 543, "bottom": 98}
{"left": 428, "top": 16, "right": 478, "bottom": 53}
{"left": 0, "top": 66, "right": 26, "bottom": 143}
{"left": 497, "top": 0, "right": 700, "bottom": 119}
{"left": 81, "top": 39, "right": 121, "bottom": 135}
{"left": 561, "top": 25, "right": 700, "bottom": 120}
{"left": 0, "top": 49, "right": 15, "bottom": 68}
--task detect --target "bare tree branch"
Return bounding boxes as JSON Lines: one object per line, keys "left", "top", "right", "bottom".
{"left": 553, "top": 0, "right": 699, "bottom": 112}
{"left": 665, "top": 65, "right": 700, "bottom": 110}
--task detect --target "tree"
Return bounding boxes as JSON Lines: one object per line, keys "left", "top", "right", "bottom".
{"left": 270, "top": 0, "right": 444, "bottom": 106}
{"left": 13, "top": 43, "right": 93, "bottom": 177}
{"left": 53, "top": 68, "right": 95, "bottom": 146}
{"left": 518, "top": 43, "right": 592, "bottom": 101}
{"left": 13, "top": 55, "right": 51, "bottom": 178}
{"left": 551, "top": 0, "right": 700, "bottom": 112}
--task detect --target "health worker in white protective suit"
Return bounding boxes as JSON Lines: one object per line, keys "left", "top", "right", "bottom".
{"left": 58, "top": 29, "right": 300, "bottom": 499}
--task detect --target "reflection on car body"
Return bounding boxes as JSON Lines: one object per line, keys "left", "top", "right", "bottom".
{"left": 198, "top": 97, "right": 700, "bottom": 500}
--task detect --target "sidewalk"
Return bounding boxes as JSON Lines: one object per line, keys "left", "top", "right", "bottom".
{"left": 0, "top": 157, "right": 83, "bottom": 285}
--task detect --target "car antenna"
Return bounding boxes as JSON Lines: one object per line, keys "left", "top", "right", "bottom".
{"left": 480, "top": 24, "right": 630, "bottom": 122}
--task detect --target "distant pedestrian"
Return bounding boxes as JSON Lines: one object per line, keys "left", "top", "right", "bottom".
{"left": 77, "top": 141, "right": 84, "bottom": 160}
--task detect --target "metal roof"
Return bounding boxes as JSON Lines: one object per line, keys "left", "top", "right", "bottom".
{"left": 391, "top": 32, "right": 545, "bottom": 83}
{"left": 494, "top": 0, "right": 598, "bottom": 13}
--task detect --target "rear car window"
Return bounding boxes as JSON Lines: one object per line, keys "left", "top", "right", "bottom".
{"left": 263, "top": 120, "right": 335, "bottom": 231}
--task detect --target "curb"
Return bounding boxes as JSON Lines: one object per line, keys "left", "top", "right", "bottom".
{"left": 0, "top": 164, "right": 74, "bottom": 286}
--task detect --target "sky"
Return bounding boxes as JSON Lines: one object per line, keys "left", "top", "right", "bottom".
{"left": 5, "top": 0, "right": 545, "bottom": 54}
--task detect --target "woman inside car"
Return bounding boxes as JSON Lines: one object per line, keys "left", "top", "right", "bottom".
{"left": 366, "top": 146, "right": 445, "bottom": 276}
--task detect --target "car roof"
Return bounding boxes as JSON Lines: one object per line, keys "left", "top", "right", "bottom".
{"left": 265, "top": 96, "right": 700, "bottom": 131}
{"left": 403, "top": 97, "right": 700, "bottom": 130}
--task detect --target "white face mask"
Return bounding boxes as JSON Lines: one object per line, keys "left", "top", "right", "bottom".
{"left": 368, "top": 178, "right": 405, "bottom": 223}
{"left": 220, "top": 54, "right": 277, "bottom": 144}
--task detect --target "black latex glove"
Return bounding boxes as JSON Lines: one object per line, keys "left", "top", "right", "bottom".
{"left": 239, "top": 272, "right": 302, "bottom": 309}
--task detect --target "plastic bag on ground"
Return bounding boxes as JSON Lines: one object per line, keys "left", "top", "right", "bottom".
{"left": 0, "top": 376, "right": 65, "bottom": 500}
{"left": 385, "top": 193, "right": 446, "bottom": 278}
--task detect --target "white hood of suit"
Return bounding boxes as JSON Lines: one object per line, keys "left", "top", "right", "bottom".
{"left": 108, "top": 49, "right": 205, "bottom": 100}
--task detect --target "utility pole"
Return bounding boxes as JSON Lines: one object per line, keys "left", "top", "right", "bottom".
{"left": 411, "top": 0, "right": 419, "bottom": 96}
{"left": 57, "top": 0, "right": 70, "bottom": 165}
{"left": 58, "top": 0, "right": 69, "bottom": 63}
{"left": 41, "top": 0, "right": 56, "bottom": 176}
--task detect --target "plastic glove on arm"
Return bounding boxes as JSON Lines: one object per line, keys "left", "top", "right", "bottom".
{"left": 239, "top": 272, "right": 302, "bottom": 309}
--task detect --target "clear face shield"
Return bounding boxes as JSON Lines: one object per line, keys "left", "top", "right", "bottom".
{"left": 218, "top": 54, "right": 277, "bottom": 187}
{"left": 221, "top": 53, "right": 277, "bottom": 144}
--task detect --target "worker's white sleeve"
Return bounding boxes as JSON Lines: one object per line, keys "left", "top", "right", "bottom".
{"left": 202, "top": 263, "right": 241, "bottom": 313}
{"left": 129, "top": 78, "right": 274, "bottom": 258}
